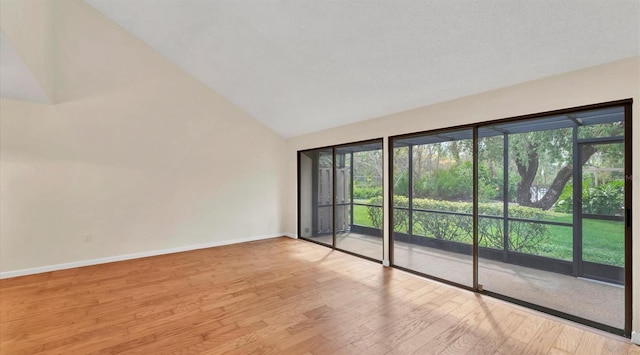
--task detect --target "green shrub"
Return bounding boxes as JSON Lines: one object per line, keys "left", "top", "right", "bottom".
{"left": 391, "top": 196, "right": 409, "bottom": 233}
{"left": 367, "top": 196, "right": 552, "bottom": 253}
{"left": 505, "top": 205, "right": 551, "bottom": 252}
{"left": 412, "top": 198, "right": 472, "bottom": 242}
{"left": 477, "top": 166, "right": 519, "bottom": 202}
{"left": 366, "top": 196, "right": 410, "bottom": 233}
{"left": 477, "top": 204, "right": 552, "bottom": 253}
{"left": 414, "top": 162, "right": 472, "bottom": 200}
{"left": 395, "top": 162, "right": 517, "bottom": 202}
{"left": 585, "top": 180, "right": 624, "bottom": 215}
{"left": 555, "top": 179, "right": 624, "bottom": 216}
{"left": 554, "top": 182, "right": 575, "bottom": 214}
{"left": 353, "top": 187, "right": 383, "bottom": 199}
{"left": 366, "top": 196, "right": 383, "bottom": 231}
{"left": 393, "top": 174, "right": 410, "bottom": 197}
{"left": 477, "top": 204, "right": 504, "bottom": 249}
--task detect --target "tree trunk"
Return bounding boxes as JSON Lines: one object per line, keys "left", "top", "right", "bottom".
{"left": 515, "top": 148, "right": 539, "bottom": 207}
{"left": 516, "top": 144, "right": 597, "bottom": 210}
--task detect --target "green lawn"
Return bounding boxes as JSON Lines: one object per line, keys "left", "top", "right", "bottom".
{"left": 352, "top": 205, "right": 624, "bottom": 267}
{"left": 544, "top": 216, "right": 624, "bottom": 267}
{"left": 353, "top": 204, "right": 374, "bottom": 227}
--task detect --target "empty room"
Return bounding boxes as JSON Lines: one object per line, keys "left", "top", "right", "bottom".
{"left": 1, "top": 0, "right": 639, "bottom": 354}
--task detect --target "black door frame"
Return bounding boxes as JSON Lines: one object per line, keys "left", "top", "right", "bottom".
{"left": 386, "top": 99, "right": 632, "bottom": 337}
{"left": 297, "top": 138, "right": 385, "bottom": 263}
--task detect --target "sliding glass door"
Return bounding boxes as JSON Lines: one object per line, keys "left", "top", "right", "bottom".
{"left": 392, "top": 129, "right": 474, "bottom": 287}
{"left": 475, "top": 105, "right": 628, "bottom": 331}
{"left": 389, "top": 102, "right": 630, "bottom": 335}
{"left": 298, "top": 101, "right": 630, "bottom": 335}
{"left": 298, "top": 140, "right": 383, "bottom": 261}
{"left": 299, "top": 148, "right": 334, "bottom": 246}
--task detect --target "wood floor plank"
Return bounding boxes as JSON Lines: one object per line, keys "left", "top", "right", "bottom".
{"left": 628, "top": 344, "right": 640, "bottom": 354}
{"left": 0, "top": 237, "right": 632, "bottom": 354}
{"left": 574, "top": 329, "right": 606, "bottom": 354}
{"left": 552, "top": 324, "right": 586, "bottom": 354}
{"left": 468, "top": 307, "right": 526, "bottom": 354}
{"left": 601, "top": 337, "right": 631, "bottom": 355}
{"left": 521, "top": 319, "right": 563, "bottom": 354}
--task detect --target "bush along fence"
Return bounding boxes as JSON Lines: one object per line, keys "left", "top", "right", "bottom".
{"left": 366, "top": 196, "right": 552, "bottom": 254}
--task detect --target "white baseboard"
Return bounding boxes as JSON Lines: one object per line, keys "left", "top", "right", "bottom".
{"left": 283, "top": 233, "right": 298, "bottom": 239}
{"left": 382, "top": 259, "right": 390, "bottom": 267}
{"left": 632, "top": 331, "right": 640, "bottom": 345}
{"left": 0, "top": 234, "right": 284, "bottom": 279}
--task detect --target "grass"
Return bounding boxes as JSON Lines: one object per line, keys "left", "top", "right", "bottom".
{"left": 352, "top": 204, "right": 624, "bottom": 267}
{"left": 544, "top": 216, "right": 624, "bottom": 267}
{"left": 353, "top": 204, "right": 374, "bottom": 227}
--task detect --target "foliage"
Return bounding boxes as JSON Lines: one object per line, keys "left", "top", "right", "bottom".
{"left": 366, "top": 197, "right": 383, "bottom": 232}
{"left": 355, "top": 203, "right": 623, "bottom": 266}
{"left": 391, "top": 120, "right": 624, "bottom": 210}
{"left": 585, "top": 180, "right": 625, "bottom": 215}
{"left": 393, "top": 174, "right": 409, "bottom": 197}
{"left": 505, "top": 206, "right": 551, "bottom": 252}
{"left": 477, "top": 205, "right": 550, "bottom": 252}
{"left": 554, "top": 181, "right": 576, "bottom": 214}
{"left": 366, "top": 196, "right": 409, "bottom": 233}
{"left": 366, "top": 195, "right": 552, "bottom": 253}
{"left": 353, "top": 150, "right": 383, "bottom": 187}
{"left": 412, "top": 198, "right": 472, "bottom": 242}
{"left": 478, "top": 166, "right": 519, "bottom": 202}
{"left": 414, "top": 162, "right": 472, "bottom": 200}
{"left": 353, "top": 187, "right": 383, "bottom": 200}
{"left": 555, "top": 179, "right": 624, "bottom": 216}
{"left": 393, "top": 161, "right": 517, "bottom": 202}
{"left": 477, "top": 121, "right": 623, "bottom": 210}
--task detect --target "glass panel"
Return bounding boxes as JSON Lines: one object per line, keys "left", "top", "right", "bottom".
{"left": 507, "top": 220, "right": 547, "bottom": 253}
{"left": 478, "top": 217, "right": 504, "bottom": 250}
{"left": 578, "top": 122, "right": 625, "bottom": 139}
{"left": 478, "top": 105, "right": 626, "bottom": 331}
{"left": 577, "top": 106, "right": 625, "bottom": 139}
{"left": 335, "top": 142, "right": 383, "bottom": 260}
{"left": 540, "top": 225, "right": 573, "bottom": 261}
{"left": 392, "top": 207, "right": 408, "bottom": 234}
{"left": 581, "top": 143, "right": 625, "bottom": 267}
{"left": 507, "top": 128, "right": 573, "bottom": 223}
{"left": 392, "top": 145, "right": 410, "bottom": 235}
{"left": 583, "top": 219, "right": 624, "bottom": 266}
{"left": 392, "top": 145, "right": 409, "bottom": 201}
{"left": 299, "top": 148, "right": 333, "bottom": 246}
{"left": 477, "top": 133, "right": 506, "bottom": 252}
{"left": 392, "top": 129, "right": 473, "bottom": 287}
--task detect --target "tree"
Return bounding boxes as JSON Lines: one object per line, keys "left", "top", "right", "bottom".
{"left": 353, "top": 150, "right": 383, "bottom": 187}
{"left": 393, "top": 119, "right": 624, "bottom": 210}
{"left": 513, "top": 134, "right": 595, "bottom": 210}
{"left": 509, "top": 121, "right": 624, "bottom": 210}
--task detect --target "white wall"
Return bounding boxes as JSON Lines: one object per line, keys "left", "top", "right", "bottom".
{"left": 284, "top": 56, "right": 640, "bottom": 330}
{"left": 0, "top": 0, "right": 54, "bottom": 102}
{"left": 0, "top": 0, "right": 286, "bottom": 273}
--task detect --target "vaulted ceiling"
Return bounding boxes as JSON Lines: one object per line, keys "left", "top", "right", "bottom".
{"left": 2, "top": 1, "right": 640, "bottom": 137}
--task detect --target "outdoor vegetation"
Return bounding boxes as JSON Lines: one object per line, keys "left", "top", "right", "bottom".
{"left": 349, "top": 120, "right": 625, "bottom": 268}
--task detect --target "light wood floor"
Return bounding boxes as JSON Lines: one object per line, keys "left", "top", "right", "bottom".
{"left": 0, "top": 237, "right": 636, "bottom": 354}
